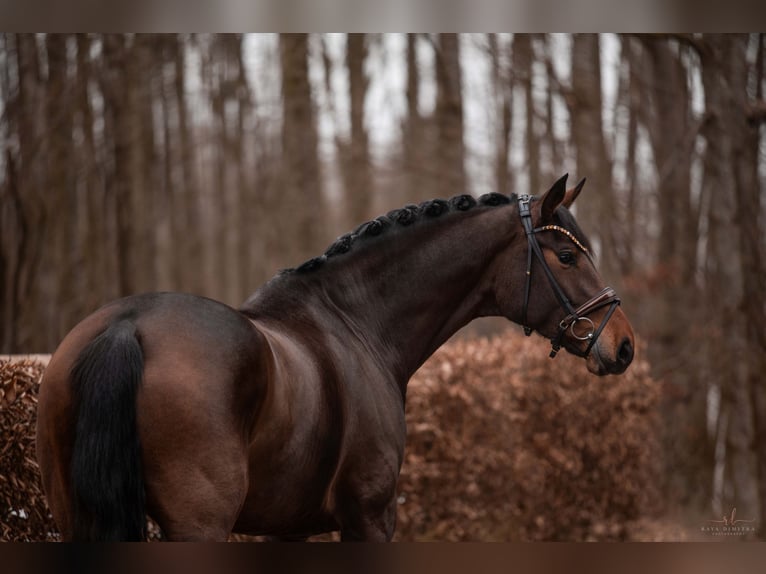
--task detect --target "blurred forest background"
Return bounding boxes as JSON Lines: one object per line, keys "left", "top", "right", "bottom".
{"left": 1, "top": 33, "right": 765, "bottom": 536}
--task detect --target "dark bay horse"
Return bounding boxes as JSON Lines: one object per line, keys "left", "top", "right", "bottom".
{"left": 36, "top": 174, "right": 635, "bottom": 541}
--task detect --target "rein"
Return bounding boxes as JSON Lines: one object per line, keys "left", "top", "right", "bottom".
{"left": 518, "top": 195, "right": 621, "bottom": 358}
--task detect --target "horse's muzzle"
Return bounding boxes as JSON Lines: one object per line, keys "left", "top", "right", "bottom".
{"left": 587, "top": 334, "right": 634, "bottom": 376}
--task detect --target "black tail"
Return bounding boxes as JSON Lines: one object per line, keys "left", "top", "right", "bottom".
{"left": 69, "top": 319, "right": 147, "bottom": 541}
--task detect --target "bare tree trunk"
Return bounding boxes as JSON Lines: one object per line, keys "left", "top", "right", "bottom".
{"left": 279, "top": 34, "right": 323, "bottom": 266}
{"left": 135, "top": 35, "right": 158, "bottom": 294}
{"left": 209, "top": 35, "right": 246, "bottom": 305}
{"left": 643, "top": 39, "right": 696, "bottom": 284}
{"left": 211, "top": 40, "right": 228, "bottom": 301}
{"left": 625, "top": 36, "right": 712, "bottom": 510}
{"left": 700, "top": 34, "right": 759, "bottom": 521}
{"left": 75, "top": 34, "right": 107, "bottom": 317}
{"left": 173, "top": 35, "right": 202, "bottom": 295}
{"left": 542, "top": 35, "right": 564, "bottom": 183}
{"left": 621, "top": 36, "right": 641, "bottom": 270}
{"left": 340, "top": 33, "right": 373, "bottom": 228}
{"left": 0, "top": 144, "right": 22, "bottom": 353}
{"left": 42, "top": 34, "right": 75, "bottom": 348}
{"left": 434, "top": 34, "right": 466, "bottom": 195}
{"left": 0, "top": 33, "right": 22, "bottom": 352}
{"left": 741, "top": 33, "right": 766, "bottom": 539}
{"left": 570, "top": 34, "right": 618, "bottom": 281}
{"left": 233, "top": 36, "right": 253, "bottom": 302}
{"left": 722, "top": 33, "right": 766, "bottom": 535}
{"left": 401, "top": 34, "right": 428, "bottom": 204}
{"left": 488, "top": 34, "right": 512, "bottom": 196}
{"left": 101, "top": 34, "right": 129, "bottom": 296}
{"left": 513, "top": 34, "right": 540, "bottom": 196}
{"left": 101, "top": 34, "right": 156, "bottom": 297}
{"left": 13, "top": 34, "right": 47, "bottom": 350}
{"left": 156, "top": 36, "right": 178, "bottom": 293}
{"left": 95, "top": 35, "right": 121, "bottom": 305}
{"left": 641, "top": 36, "right": 697, "bottom": 366}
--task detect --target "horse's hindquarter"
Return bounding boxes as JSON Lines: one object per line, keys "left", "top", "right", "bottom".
{"left": 38, "top": 293, "right": 268, "bottom": 539}
{"left": 131, "top": 296, "right": 267, "bottom": 536}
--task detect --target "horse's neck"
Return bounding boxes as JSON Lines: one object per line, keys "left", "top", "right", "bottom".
{"left": 314, "top": 205, "right": 517, "bottom": 385}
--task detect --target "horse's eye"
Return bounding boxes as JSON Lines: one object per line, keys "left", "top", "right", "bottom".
{"left": 558, "top": 250, "right": 575, "bottom": 265}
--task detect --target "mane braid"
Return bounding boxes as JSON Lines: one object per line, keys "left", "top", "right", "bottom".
{"left": 285, "top": 192, "right": 516, "bottom": 275}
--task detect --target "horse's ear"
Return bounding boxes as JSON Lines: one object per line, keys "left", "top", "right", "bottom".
{"left": 540, "top": 173, "right": 568, "bottom": 222}
{"left": 562, "top": 177, "right": 586, "bottom": 209}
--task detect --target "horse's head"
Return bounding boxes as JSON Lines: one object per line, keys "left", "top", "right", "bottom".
{"left": 494, "top": 174, "right": 635, "bottom": 375}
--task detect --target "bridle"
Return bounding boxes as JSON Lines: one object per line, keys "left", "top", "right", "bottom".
{"left": 518, "top": 194, "right": 621, "bottom": 359}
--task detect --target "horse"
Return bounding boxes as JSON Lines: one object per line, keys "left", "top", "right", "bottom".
{"left": 36, "top": 174, "right": 635, "bottom": 541}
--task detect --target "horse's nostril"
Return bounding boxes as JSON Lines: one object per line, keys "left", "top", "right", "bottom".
{"left": 618, "top": 338, "right": 634, "bottom": 365}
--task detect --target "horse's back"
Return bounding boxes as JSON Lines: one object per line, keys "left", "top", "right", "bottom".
{"left": 37, "top": 292, "right": 268, "bottom": 540}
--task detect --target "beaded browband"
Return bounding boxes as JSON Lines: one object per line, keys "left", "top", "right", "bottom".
{"left": 534, "top": 225, "right": 591, "bottom": 257}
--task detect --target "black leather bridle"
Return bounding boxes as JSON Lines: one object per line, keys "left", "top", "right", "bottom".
{"left": 518, "top": 194, "right": 621, "bottom": 359}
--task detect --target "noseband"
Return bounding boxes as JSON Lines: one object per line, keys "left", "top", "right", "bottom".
{"left": 518, "top": 195, "right": 621, "bottom": 359}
